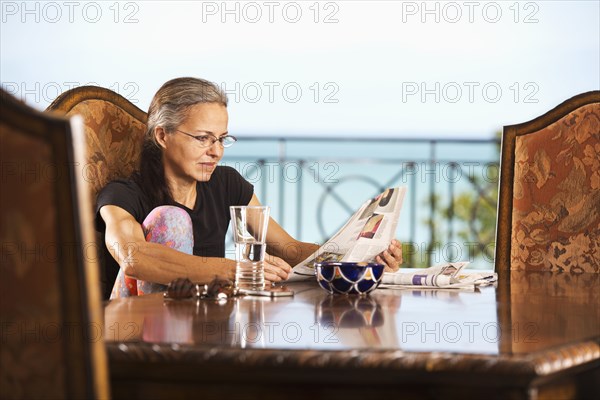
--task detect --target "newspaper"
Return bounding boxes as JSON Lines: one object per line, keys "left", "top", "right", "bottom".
{"left": 379, "top": 262, "right": 497, "bottom": 291}
{"left": 290, "top": 187, "right": 407, "bottom": 281}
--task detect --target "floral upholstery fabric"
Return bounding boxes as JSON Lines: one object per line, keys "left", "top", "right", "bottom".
{"left": 66, "top": 99, "right": 146, "bottom": 202}
{"left": 0, "top": 123, "right": 66, "bottom": 397}
{"left": 511, "top": 102, "right": 600, "bottom": 273}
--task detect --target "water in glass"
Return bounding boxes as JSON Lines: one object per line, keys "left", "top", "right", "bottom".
{"left": 235, "top": 242, "right": 267, "bottom": 290}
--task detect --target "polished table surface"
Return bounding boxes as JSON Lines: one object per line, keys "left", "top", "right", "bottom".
{"left": 104, "top": 271, "right": 600, "bottom": 398}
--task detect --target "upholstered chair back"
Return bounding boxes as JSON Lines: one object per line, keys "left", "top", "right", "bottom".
{"left": 495, "top": 91, "right": 600, "bottom": 277}
{"left": 47, "top": 87, "right": 148, "bottom": 298}
{"left": 0, "top": 89, "right": 109, "bottom": 398}
{"left": 47, "top": 86, "right": 147, "bottom": 203}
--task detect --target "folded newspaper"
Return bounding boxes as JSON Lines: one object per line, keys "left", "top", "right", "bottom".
{"left": 290, "top": 187, "right": 407, "bottom": 281}
{"left": 380, "top": 262, "right": 497, "bottom": 291}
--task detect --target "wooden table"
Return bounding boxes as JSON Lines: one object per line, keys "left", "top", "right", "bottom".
{"left": 104, "top": 270, "right": 599, "bottom": 399}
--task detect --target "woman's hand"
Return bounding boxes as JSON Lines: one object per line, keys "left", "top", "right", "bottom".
{"left": 263, "top": 253, "right": 292, "bottom": 284}
{"left": 375, "top": 239, "right": 403, "bottom": 273}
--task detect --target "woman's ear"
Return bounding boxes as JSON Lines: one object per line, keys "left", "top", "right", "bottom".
{"left": 154, "top": 126, "right": 168, "bottom": 149}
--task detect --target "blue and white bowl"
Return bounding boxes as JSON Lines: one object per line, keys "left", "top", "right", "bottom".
{"left": 315, "top": 262, "right": 384, "bottom": 295}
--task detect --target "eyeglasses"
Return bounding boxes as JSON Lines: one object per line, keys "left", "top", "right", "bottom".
{"left": 175, "top": 129, "right": 237, "bottom": 148}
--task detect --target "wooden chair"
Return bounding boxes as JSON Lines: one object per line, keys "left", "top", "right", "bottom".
{"left": 0, "top": 89, "right": 109, "bottom": 398}
{"left": 46, "top": 86, "right": 147, "bottom": 204}
{"left": 46, "top": 86, "right": 148, "bottom": 299}
{"left": 495, "top": 91, "right": 600, "bottom": 280}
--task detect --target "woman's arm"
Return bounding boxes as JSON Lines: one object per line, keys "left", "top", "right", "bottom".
{"left": 100, "top": 205, "right": 236, "bottom": 284}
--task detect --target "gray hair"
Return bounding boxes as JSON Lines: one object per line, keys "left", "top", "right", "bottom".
{"left": 146, "top": 77, "right": 228, "bottom": 145}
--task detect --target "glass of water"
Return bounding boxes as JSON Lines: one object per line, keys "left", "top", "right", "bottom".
{"left": 229, "top": 206, "right": 270, "bottom": 290}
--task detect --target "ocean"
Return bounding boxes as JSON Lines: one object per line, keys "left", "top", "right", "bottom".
{"left": 222, "top": 136, "right": 501, "bottom": 270}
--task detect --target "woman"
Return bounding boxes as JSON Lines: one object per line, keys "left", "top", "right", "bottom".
{"left": 96, "top": 77, "right": 403, "bottom": 299}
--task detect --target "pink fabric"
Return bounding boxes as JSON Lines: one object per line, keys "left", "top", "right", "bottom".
{"left": 111, "top": 206, "right": 194, "bottom": 298}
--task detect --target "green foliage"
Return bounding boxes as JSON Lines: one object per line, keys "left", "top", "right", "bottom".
{"left": 415, "top": 132, "right": 501, "bottom": 268}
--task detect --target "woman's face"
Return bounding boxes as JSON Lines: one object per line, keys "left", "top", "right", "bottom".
{"left": 160, "top": 102, "right": 229, "bottom": 183}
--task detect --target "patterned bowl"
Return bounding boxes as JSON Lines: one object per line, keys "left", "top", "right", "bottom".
{"left": 315, "top": 262, "right": 385, "bottom": 295}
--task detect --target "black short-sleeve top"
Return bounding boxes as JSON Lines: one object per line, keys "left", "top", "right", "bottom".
{"left": 94, "top": 166, "right": 254, "bottom": 298}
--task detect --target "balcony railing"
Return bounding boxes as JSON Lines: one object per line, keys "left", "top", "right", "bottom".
{"left": 222, "top": 136, "right": 500, "bottom": 269}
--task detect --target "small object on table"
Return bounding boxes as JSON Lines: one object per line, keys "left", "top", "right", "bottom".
{"left": 206, "top": 277, "right": 237, "bottom": 300}
{"left": 164, "top": 276, "right": 237, "bottom": 300}
{"left": 165, "top": 277, "right": 198, "bottom": 299}
{"left": 164, "top": 276, "right": 292, "bottom": 300}
{"left": 238, "top": 288, "right": 294, "bottom": 297}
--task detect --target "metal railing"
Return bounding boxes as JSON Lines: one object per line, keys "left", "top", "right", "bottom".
{"left": 223, "top": 136, "right": 500, "bottom": 269}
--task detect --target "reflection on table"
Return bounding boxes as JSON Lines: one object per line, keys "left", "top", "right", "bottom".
{"left": 104, "top": 271, "right": 600, "bottom": 399}
{"left": 105, "top": 271, "right": 599, "bottom": 356}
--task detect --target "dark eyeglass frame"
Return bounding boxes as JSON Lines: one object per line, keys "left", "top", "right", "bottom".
{"left": 175, "top": 129, "right": 237, "bottom": 148}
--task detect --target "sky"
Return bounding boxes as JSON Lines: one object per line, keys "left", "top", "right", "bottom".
{"left": 2, "top": 1, "right": 598, "bottom": 268}
{"left": 2, "top": 0, "right": 599, "bottom": 139}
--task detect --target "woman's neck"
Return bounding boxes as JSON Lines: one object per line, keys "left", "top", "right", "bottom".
{"left": 165, "top": 174, "right": 197, "bottom": 209}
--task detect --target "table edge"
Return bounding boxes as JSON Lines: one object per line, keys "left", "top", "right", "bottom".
{"left": 106, "top": 337, "right": 600, "bottom": 378}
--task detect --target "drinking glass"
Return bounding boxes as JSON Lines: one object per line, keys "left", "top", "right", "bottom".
{"left": 229, "top": 206, "right": 270, "bottom": 290}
